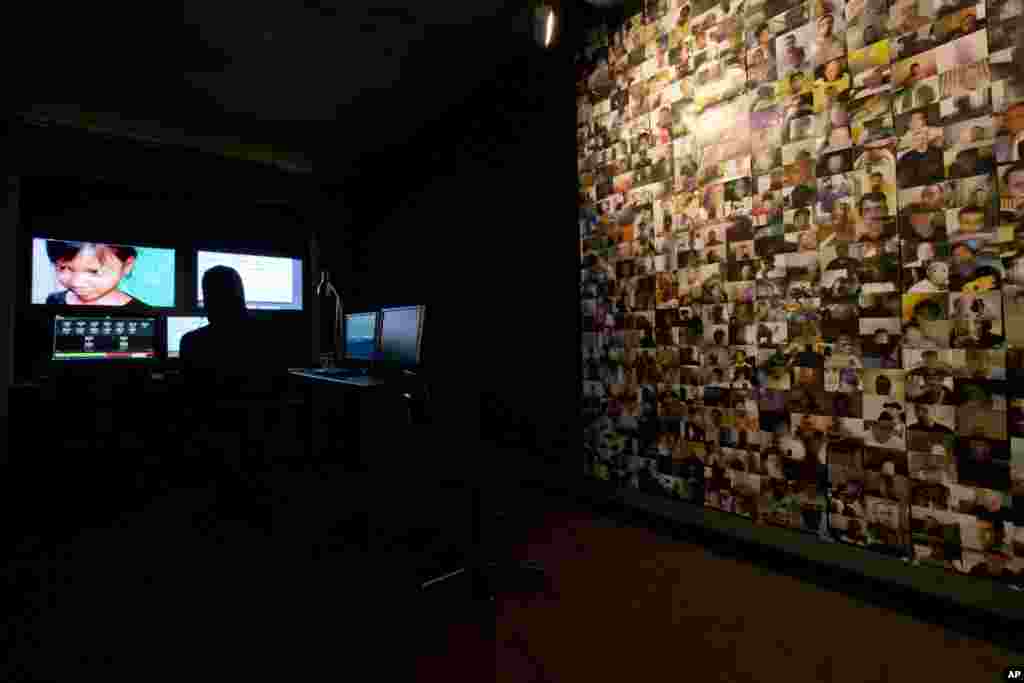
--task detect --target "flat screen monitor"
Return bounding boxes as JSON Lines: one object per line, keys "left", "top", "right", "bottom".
{"left": 166, "top": 316, "right": 208, "bottom": 359}
{"left": 379, "top": 305, "right": 425, "bottom": 368}
{"left": 52, "top": 315, "right": 159, "bottom": 361}
{"left": 344, "top": 312, "right": 379, "bottom": 361}
{"left": 196, "top": 250, "right": 303, "bottom": 311}
{"left": 31, "top": 238, "right": 176, "bottom": 308}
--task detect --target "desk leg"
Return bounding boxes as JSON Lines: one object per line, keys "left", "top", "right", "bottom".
{"left": 307, "top": 385, "right": 328, "bottom": 460}
{"left": 350, "top": 391, "right": 397, "bottom": 472}
{"left": 352, "top": 395, "right": 369, "bottom": 472}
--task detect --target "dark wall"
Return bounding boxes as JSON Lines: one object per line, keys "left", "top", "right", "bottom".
{"left": 1, "top": 177, "right": 17, "bottom": 419}
{"left": 324, "top": 16, "right": 581, "bottom": 484}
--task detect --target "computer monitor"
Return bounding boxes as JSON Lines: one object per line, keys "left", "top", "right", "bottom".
{"left": 31, "top": 237, "right": 176, "bottom": 308}
{"left": 165, "top": 316, "right": 208, "bottom": 359}
{"left": 52, "top": 314, "right": 159, "bottom": 362}
{"left": 196, "top": 250, "right": 304, "bottom": 311}
{"left": 379, "top": 305, "right": 425, "bottom": 368}
{"left": 344, "top": 311, "right": 379, "bottom": 361}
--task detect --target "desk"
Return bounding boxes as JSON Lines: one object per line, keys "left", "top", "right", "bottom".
{"left": 287, "top": 369, "right": 408, "bottom": 470}
{"left": 10, "top": 377, "right": 185, "bottom": 452}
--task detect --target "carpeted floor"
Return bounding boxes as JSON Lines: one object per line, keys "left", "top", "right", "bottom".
{"left": 4, "top": 454, "right": 1019, "bottom": 682}
{"left": 3, "top": 460, "right": 437, "bottom": 681}
{"left": 418, "top": 504, "right": 1021, "bottom": 682}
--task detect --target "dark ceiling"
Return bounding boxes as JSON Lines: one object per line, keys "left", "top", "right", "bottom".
{"left": 11, "top": 2, "right": 555, "bottom": 178}
{"left": 10, "top": 0, "right": 621, "bottom": 225}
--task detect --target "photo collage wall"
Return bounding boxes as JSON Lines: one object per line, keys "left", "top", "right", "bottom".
{"left": 577, "top": 0, "right": 1024, "bottom": 586}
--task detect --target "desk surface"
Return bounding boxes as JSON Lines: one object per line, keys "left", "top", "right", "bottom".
{"left": 288, "top": 369, "right": 390, "bottom": 388}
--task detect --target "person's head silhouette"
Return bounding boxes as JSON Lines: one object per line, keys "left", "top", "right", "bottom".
{"left": 202, "top": 265, "right": 247, "bottom": 325}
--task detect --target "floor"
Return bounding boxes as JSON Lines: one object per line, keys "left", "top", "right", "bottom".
{"left": 3, "top": 445, "right": 1020, "bottom": 682}
{"left": 3, "top": 450, "right": 458, "bottom": 680}
{"left": 418, "top": 504, "right": 1022, "bottom": 683}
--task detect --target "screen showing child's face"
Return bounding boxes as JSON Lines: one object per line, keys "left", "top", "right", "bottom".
{"left": 33, "top": 238, "right": 179, "bottom": 307}
{"left": 55, "top": 247, "right": 133, "bottom": 304}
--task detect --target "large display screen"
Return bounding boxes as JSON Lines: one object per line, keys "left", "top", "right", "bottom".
{"left": 196, "top": 250, "right": 303, "bottom": 311}
{"left": 165, "top": 316, "right": 208, "bottom": 359}
{"left": 31, "top": 238, "right": 176, "bottom": 308}
{"left": 52, "top": 315, "right": 158, "bottom": 361}
{"left": 577, "top": 2, "right": 1024, "bottom": 588}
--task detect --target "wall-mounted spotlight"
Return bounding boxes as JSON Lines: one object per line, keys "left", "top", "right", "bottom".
{"left": 530, "top": 1, "right": 559, "bottom": 49}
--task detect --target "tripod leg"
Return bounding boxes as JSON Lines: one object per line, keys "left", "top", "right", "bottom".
{"left": 420, "top": 567, "right": 467, "bottom": 591}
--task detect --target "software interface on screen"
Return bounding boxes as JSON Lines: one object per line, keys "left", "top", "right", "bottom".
{"left": 53, "top": 315, "right": 158, "bottom": 360}
{"left": 31, "top": 238, "right": 177, "bottom": 308}
{"left": 196, "top": 251, "right": 303, "bottom": 311}
{"left": 345, "top": 312, "right": 379, "bottom": 360}
{"left": 166, "top": 316, "right": 208, "bottom": 358}
{"left": 379, "top": 306, "right": 424, "bottom": 367}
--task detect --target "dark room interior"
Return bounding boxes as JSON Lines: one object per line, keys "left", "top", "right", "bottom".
{"left": 2, "top": 1, "right": 1023, "bottom": 680}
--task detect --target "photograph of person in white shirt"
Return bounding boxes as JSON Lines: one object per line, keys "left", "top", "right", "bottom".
{"left": 779, "top": 426, "right": 808, "bottom": 461}
{"left": 865, "top": 412, "right": 907, "bottom": 449}
{"left": 995, "top": 102, "right": 1024, "bottom": 163}
{"left": 908, "top": 261, "right": 950, "bottom": 292}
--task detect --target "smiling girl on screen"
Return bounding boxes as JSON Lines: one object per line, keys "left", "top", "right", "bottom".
{"left": 44, "top": 241, "right": 151, "bottom": 309}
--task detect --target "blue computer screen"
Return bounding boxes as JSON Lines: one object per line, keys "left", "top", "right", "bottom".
{"left": 345, "top": 312, "right": 379, "bottom": 360}
{"left": 379, "top": 305, "right": 424, "bottom": 367}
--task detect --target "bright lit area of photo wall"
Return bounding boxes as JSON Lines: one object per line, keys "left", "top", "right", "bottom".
{"left": 577, "top": 0, "right": 1024, "bottom": 588}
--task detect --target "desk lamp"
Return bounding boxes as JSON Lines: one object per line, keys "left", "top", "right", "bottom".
{"left": 316, "top": 269, "right": 343, "bottom": 365}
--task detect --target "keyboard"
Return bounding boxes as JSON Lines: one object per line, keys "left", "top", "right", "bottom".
{"left": 309, "top": 367, "right": 368, "bottom": 378}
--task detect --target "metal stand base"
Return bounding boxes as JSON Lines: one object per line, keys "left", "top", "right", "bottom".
{"left": 420, "top": 560, "right": 549, "bottom": 602}
{"left": 418, "top": 477, "right": 549, "bottom": 601}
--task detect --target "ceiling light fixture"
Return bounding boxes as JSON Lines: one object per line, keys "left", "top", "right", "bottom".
{"left": 530, "top": 1, "right": 559, "bottom": 49}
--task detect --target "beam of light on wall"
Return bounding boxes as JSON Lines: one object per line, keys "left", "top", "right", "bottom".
{"left": 545, "top": 8, "right": 555, "bottom": 47}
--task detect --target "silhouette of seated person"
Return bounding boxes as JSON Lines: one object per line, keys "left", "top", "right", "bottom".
{"left": 180, "top": 265, "right": 284, "bottom": 412}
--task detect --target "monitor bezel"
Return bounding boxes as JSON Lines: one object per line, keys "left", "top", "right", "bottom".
{"left": 377, "top": 304, "right": 426, "bottom": 370}
{"left": 50, "top": 312, "right": 164, "bottom": 367}
{"left": 164, "top": 314, "right": 209, "bottom": 360}
{"left": 193, "top": 248, "right": 305, "bottom": 313}
{"left": 343, "top": 310, "right": 381, "bottom": 363}
{"left": 29, "top": 235, "right": 180, "bottom": 311}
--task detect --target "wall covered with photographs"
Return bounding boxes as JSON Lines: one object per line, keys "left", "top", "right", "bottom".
{"left": 578, "top": 0, "right": 1024, "bottom": 587}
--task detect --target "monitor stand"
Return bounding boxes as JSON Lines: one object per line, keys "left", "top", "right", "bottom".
{"left": 420, "top": 481, "right": 549, "bottom": 603}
